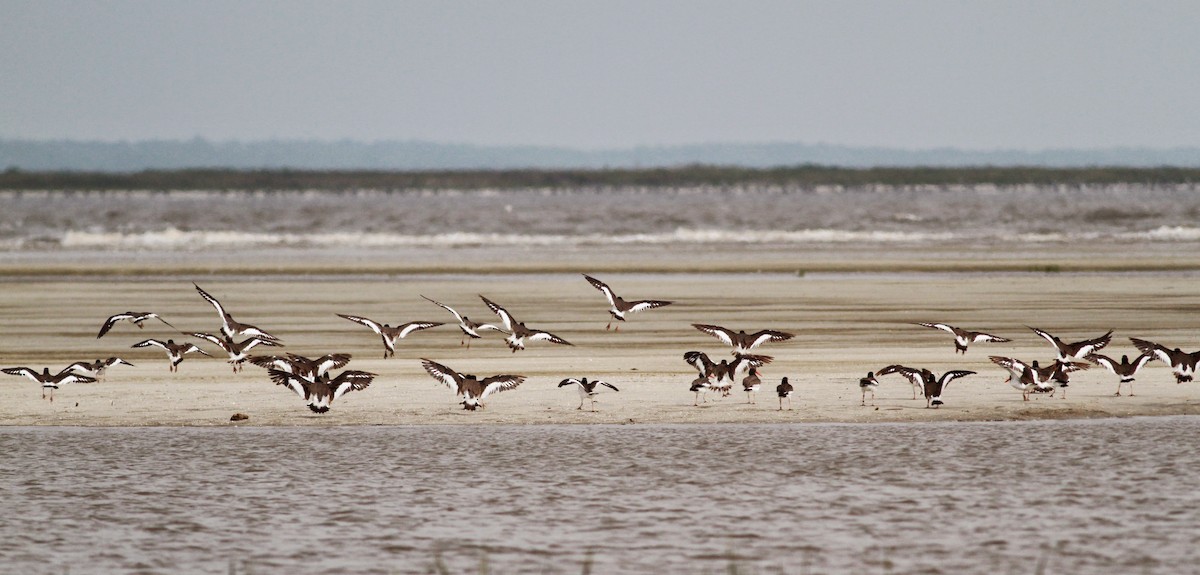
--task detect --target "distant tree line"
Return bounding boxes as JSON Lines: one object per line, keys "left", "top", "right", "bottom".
{"left": 1, "top": 165, "right": 1198, "bottom": 191}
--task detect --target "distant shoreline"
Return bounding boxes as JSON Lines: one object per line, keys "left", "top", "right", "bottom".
{"left": 3, "top": 165, "right": 1200, "bottom": 190}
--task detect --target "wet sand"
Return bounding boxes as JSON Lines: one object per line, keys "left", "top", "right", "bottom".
{"left": 2, "top": 265, "right": 1199, "bottom": 426}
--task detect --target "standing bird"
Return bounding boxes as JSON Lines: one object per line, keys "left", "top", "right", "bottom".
{"left": 190, "top": 332, "right": 282, "bottom": 372}
{"left": 65, "top": 357, "right": 134, "bottom": 381}
{"left": 859, "top": 371, "right": 881, "bottom": 406}
{"left": 479, "top": 296, "right": 573, "bottom": 352}
{"left": 742, "top": 367, "right": 762, "bottom": 404}
{"left": 96, "top": 312, "right": 176, "bottom": 338}
{"left": 267, "top": 369, "right": 375, "bottom": 413}
{"left": 582, "top": 274, "right": 673, "bottom": 331}
{"left": 247, "top": 353, "right": 352, "bottom": 379}
{"left": 420, "top": 359, "right": 525, "bottom": 411}
{"left": 1087, "top": 352, "right": 1155, "bottom": 396}
{"left": 914, "top": 322, "right": 1010, "bottom": 354}
{"left": 558, "top": 377, "right": 619, "bottom": 411}
{"left": 1130, "top": 338, "right": 1200, "bottom": 383}
{"left": 1029, "top": 327, "right": 1113, "bottom": 363}
{"left": 131, "top": 338, "right": 212, "bottom": 372}
{"left": 691, "top": 324, "right": 795, "bottom": 356}
{"left": 421, "top": 295, "right": 507, "bottom": 348}
{"left": 2, "top": 366, "right": 97, "bottom": 402}
{"left": 683, "top": 351, "right": 771, "bottom": 397}
{"left": 194, "top": 283, "right": 282, "bottom": 342}
{"left": 875, "top": 365, "right": 975, "bottom": 408}
{"left": 337, "top": 314, "right": 443, "bottom": 359}
{"left": 878, "top": 364, "right": 926, "bottom": 400}
{"left": 776, "top": 377, "right": 794, "bottom": 411}
{"left": 689, "top": 376, "right": 714, "bottom": 406}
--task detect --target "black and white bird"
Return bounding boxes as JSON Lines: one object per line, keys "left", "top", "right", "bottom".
{"left": 742, "top": 367, "right": 762, "bottom": 404}
{"left": 421, "top": 295, "right": 506, "bottom": 348}
{"left": 2, "top": 366, "right": 97, "bottom": 401}
{"left": 582, "top": 274, "right": 673, "bottom": 331}
{"left": 859, "top": 371, "right": 881, "bottom": 406}
{"left": 776, "top": 377, "right": 794, "bottom": 411}
{"left": 558, "top": 377, "right": 619, "bottom": 411}
{"left": 247, "top": 353, "right": 352, "bottom": 379}
{"left": 1087, "top": 352, "right": 1155, "bottom": 396}
{"left": 96, "top": 312, "right": 175, "bottom": 338}
{"left": 131, "top": 338, "right": 212, "bottom": 372}
{"left": 689, "top": 376, "right": 714, "bottom": 406}
{"left": 420, "top": 359, "right": 525, "bottom": 411}
{"left": 194, "top": 283, "right": 282, "bottom": 342}
{"left": 1130, "top": 338, "right": 1200, "bottom": 384}
{"left": 479, "top": 295, "right": 573, "bottom": 352}
{"left": 267, "top": 369, "right": 375, "bottom": 413}
{"left": 874, "top": 365, "right": 975, "bottom": 408}
{"left": 65, "top": 357, "right": 134, "bottom": 381}
{"left": 1030, "top": 327, "right": 1113, "bottom": 363}
{"left": 877, "top": 364, "right": 926, "bottom": 400}
{"left": 691, "top": 324, "right": 795, "bottom": 356}
{"left": 191, "top": 332, "right": 282, "bottom": 373}
{"left": 914, "top": 322, "right": 1010, "bottom": 354}
{"left": 989, "top": 356, "right": 1088, "bottom": 400}
{"left": 337, "top": 314, "right": 444, "bottom": 359}
{"left": 683, "top": 351, "right": 771, "bottom": 398}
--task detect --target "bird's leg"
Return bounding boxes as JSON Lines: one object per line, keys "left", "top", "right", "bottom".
{"left": 614, "top": 324, "right": 620, "bottom": 332}
{"left": 778, "top": 397, "right": 783, "bottom": 411}
{"left": 605, "top": 321, "right": 611, "bottom": 331}
{"left": 1129, "top": 382, "right": 1135, "bottom": 397}
{"left": 860, "top": 390, "right": 866, "bottom": 407}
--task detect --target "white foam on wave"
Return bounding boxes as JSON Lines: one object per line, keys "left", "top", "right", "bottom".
{"left": 57, "top": 227, "right": 954, "bottom": 249}
{"left": 1121, "top": 226, "right": 1200, "bottom": 241}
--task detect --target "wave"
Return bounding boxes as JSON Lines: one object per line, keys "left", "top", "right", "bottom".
{"left": 0, "top": 225, "right": 1194, "bottom": 251}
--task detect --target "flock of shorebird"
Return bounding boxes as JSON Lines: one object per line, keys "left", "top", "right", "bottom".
{"left": 2, "top": 275, "right": 1195, "bottom": 413}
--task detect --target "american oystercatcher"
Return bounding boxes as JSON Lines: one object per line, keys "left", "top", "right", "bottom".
{"left": 194, "top": 283, "right": 282, "bottom": 342}
{"left": 65, "top": 357, "right": 134, "bottom": 381}
{"left": 337, "top": 314, "right": 443, "bottom": 359}
{"left": 558, "top": 377, "right": 619, "bottom": 411}
{"left": 1086, "top": 352, "right": 1155, "bottom": 396}
{"left": 96, "top": 312, "right": 176, "bottom": 338}
{"left": 479, "top": 295, "right": 573, "bottom": 353}
{"left": 1130, "top": 338, "right": 1200, "bottom": 384}
{"left": 420, "top": 359, "right": 525, "bottom": 411}
{"left": 914, "top": 322, "right": 1010, "bottom": 354}
{"left": 2, "top": 366, "right": 97, "bottom": 401}
{"left": 1030, "top": 327, "right": 1113, "bottom": 363}
{"left": 267, "top": 368, "right": 375, "bottom": 413}
{"left": 131, "top": 338, "right": 212, "bottom": 372}
{"left": 776, "top": 377, "right": 794, "bottom": 411}
{"left": 191, "top": 332, "right": 282, "bottom": 372}
{"left": 420, "top": 295, "right": 507, "bottom": 348}
{"left": 691, "top": 324, "right": 794, "bottom": 356}
{"left": 582, "top": 274, "right": 673, "bottom": 331}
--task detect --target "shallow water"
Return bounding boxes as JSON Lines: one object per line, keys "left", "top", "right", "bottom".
{"left": 3, "top": 185, "right": 1200, "bottom": 251}
{"left": 3, "top": 417, "right": 1198, "bottom": 574}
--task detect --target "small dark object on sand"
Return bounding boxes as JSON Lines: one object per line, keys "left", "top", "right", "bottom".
{"left": 230, "top": 413, "right": 249, "bottom": 421}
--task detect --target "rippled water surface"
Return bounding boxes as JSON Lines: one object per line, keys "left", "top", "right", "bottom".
{"left": 3, "top": 185, "right": 1200, "bottom": 250}
{"left": 3, "top": 418, "right": 1199, "bottom": 574}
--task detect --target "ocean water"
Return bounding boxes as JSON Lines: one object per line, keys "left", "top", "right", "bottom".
{"left": 3, "top": 417, "right": 1198, "bottom": 574}
{"left": 2, "top": 185, "right": 1200, "bottom": 251}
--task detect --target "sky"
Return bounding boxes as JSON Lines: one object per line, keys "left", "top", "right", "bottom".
{"left": 2, "top": 1, "right": 1199, "bottom": 150}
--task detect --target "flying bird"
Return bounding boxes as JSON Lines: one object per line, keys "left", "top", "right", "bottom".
{"left": 247, "top": 353, "right": 352, "bottom": 379}
{"left": 65, "top": 357, "right": 134, "bottom": 381}
{"left": 96, "top": 312, "right": 175, "bottom": 338}
{"left": 1029, "top": 327, "right": 1113, "bottom": 363}
{"left": 558, "top": 377, "right": 619, "bottom": 411}
{"left": 2, "top": 366, "right": 97, "bottom": 401}
{"left": 914, "top": 322, "right": 1010, "bottom": 354}
{"left": 420, "top": 359, "right": 525, "bottom": 411}
{"left": 582, "top": 274, "right": 673, "bottom": 331}
{"left": 480, "top": 295, "right": 573, "bottom": 352}
{"left": 1130, "top": 338, "right": 1200, "bottom": 384}
{"left": 190, "top": 332, "right": 282, "bottom": 372}
{"left": 337, "top": 314, "right": 444, "bottom": 359}
{"left": 1087, "top": 352, "right": 1155, "bottom": 396}
{"left": 421, "top": 295, "right": 506, "bottom": 348}
{"left": 131, "top": 338, "right": 212, "bottom": 372}
{"left": 267, "top": 369, "right": 375, "bottom": 414}
{"left": 691, "top": 324, "right": 794, "bottom": 356}
{"left": 193, "top": 283, "right": 282, "bottom": 342}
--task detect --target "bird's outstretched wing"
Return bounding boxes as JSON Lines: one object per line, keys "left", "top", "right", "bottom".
{"left": 396, "top": 322, "right": 444, "bottom": 338}
{"left": 131, "top": 339, "right": 168, "bottom": 350}
{"left": 583, "top": 274, "right": 618, "bottom": 307}
{"left": 194, "top": 283, "right": 227, "bottom": 317}
{"left": 939, "top": 370, "right": 977, "bottom": 387}
{"left": 627, "top": 300, "right": 673, "bottom": 314}
{"left": 1, "top": 366, "right": 41, "bottom": 381}
{"left": 916, "top": 322, "right": 957, "bottom": 334}
{"left": 683, "top": 351, "right": 716, "bottom": 377}
{"left": 878, "top": 364, "right": 923, "bottom": 385}
{"left": 420, "top": 359, "right": 463, "bottom": 393}
{"left": 692, "top": 324, "right": 736, "bottom": 346}
{"left": 479, "top": 296, "right": 516, "bottom": 331}
{"left": 1130, "top": 338, "right": 1172, "bottom": 364}
{"left": 479, "top": 375, "right": 525, "bottom": 400}
{"left": 97, "top": 313, "right": 137, "bottom": 338}
{"left": 330, "top": 370, "right": 376, "bottom": 399}
{"left": 338, "top": 314, "right": 385, "bottom": 335}
{"left": 422, "top": 295, "right": 465, "bottom": 324}
{"left": 308, "top": 353, "right": 352, "bottom": 376}
{"left": 744, "top": 330, "right": 795, "bottom": 349}
{"left": 527, "top": 330, "right": 573, "bottom": 346}
{"left": 988, "top": 356, "right": 1032, "bottom": 378}
{"left": 267, "top": 369, "right": 310, "bottom": 399}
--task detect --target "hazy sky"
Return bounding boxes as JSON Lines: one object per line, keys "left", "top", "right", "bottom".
{"left": 3, "top": 1, "right": 1199, "bottom": 150}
